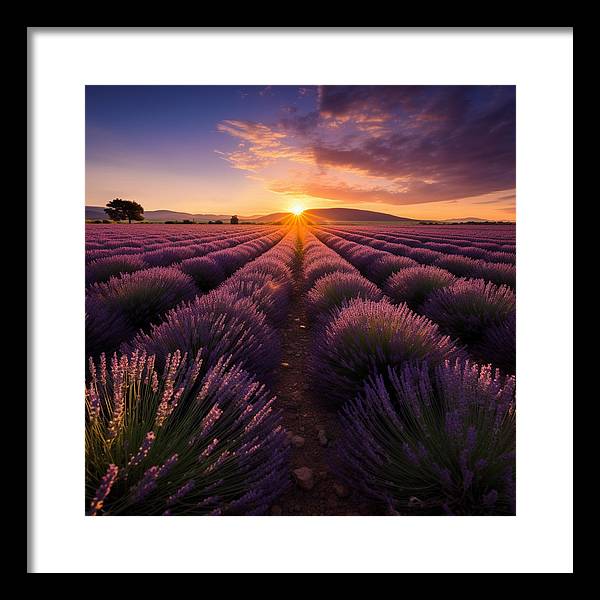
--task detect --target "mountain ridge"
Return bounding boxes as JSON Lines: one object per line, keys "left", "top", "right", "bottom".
{"left": 85, "top": 205, "right": 510, "bottom": 224}
{"left": 300, "top": 208, "right": 416, "bottom": 223}
{"left": 86, "top": 206, "right": 418, "bottom": 223}
{"left": 85, "top": 206, "right": 261, "bottom": 222}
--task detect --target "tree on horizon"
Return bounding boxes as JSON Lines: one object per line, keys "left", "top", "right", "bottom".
{"left": 104, "top": 199, "right": 145, "bottom": 224}
{"left": 230, "top": 215, "right": 239, "bottom": 224}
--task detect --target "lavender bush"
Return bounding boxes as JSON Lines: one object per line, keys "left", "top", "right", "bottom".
{"left": 306, "top": 272, "right": 383, "bottom": 319}
{"left": 220, "top": 270, "right": 292, "bottom": 326}
{"left": 434, "top": 254, "right": 481, "bottom": 278}
{"left": 86, "top": 254, "right": 147, "bottom": 286}
{"left": 385, "top": 265, "right": 457, "bottom": 310}
{"left": 337, "top": 359, "right": 516, "bottom": 515}
{"left": 304, "top": 257, "right": 356, "bottom": 289}
{"left": 143, "top": 246, "right": 198, "bottom": 267}
{"left": 457, "top": 246, "right": 489, "bottom": 260}
{"left": 312, "top": 298, "right": 461, "bottom": 404}
{"left": 179, "top": 256, "right": 227, "bottom": 291}
{"left": 86, "top": 350, "right": 289, "bottom": 515}
{"left": 369, "top": 255, "right": 418, "bottom": 284}
{"left": 422, "top": 278, "right": 516, "bottom": 345}
{"left": 243, "top": 257, "right": 294, "bottom": 284}
{"left": 406, "top": 247, "right": 443, "bottom": 265}
{"left": 86, "top": 267, "right": 197, "bottom": 357}
{"left": 435, "top": 255, "right": 516, "bottom": 288}
{"left": 85, "top": 306, "right": 133, "bottom": 360}
{"left": 124, "top": 289, "right": 279, "bottom": 380}
{"left": 485, "top": 251, "right": 516, "bottom": 264}
{"left": 476, "top": 261, "right": 516, "bottom": 289}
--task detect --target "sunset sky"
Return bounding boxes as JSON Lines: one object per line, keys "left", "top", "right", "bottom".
{"left": 86, "top": 85, "right": 516, "bottom": 220}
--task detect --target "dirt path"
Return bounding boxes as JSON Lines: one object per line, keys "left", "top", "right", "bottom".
{"left": 270, "top": 246, "right": 382, "bottom": 516}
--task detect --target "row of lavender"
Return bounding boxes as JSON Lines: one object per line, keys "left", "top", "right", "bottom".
{"left": 86, "top": 228, "right": 289, "bottom": 358}
{"left": 85, "top": 230, "right": 300, "bottom": 515}
{"left": 300, "top": 230, "right": 516, "bottom": 515}
{"left": 86, "top": 223, "right": 271, "bottom": 254}
{"left": 328, "top": 224, "right": 516, "bottom": 256}
{"left": 322, "top": 226, "right": 516, "bottom": 283}
{"left": 312, "top": 227, "right": 515, "bottom": 375}
{"left": 86, "top": 224, "right": 278, "bottom": 283}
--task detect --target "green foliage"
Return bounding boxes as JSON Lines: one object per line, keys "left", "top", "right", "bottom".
{"left": 86, "top": 350, "right": 288, "bottom": 515}
{"left": 105, "top": 198, "right": 145, "bottom": 223}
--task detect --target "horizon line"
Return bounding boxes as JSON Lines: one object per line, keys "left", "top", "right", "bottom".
{"left": 85, "top": 204, "right": 515, "bottom": 223}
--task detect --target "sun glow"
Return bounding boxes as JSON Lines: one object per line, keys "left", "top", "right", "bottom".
{"left": 290, "top": 204, "right": 304, "bottom": 216}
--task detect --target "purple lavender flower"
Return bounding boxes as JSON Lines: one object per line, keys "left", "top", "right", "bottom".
{"left": 179, "top": 256, "right": 226, "bottom": 291}
{"left": 304, "top": 257, "right": 357, "bottom": 289}
{"left": 306, "top": 272, "right": 383, "bottom": 319}
{"left": 86, "top": 254, "right": 147, "bottom": 286}
{"left": 86, "top": 350, "right": 290, "bottom": 516}
{"left": 89, "top": 464, "right": 119, "bottom": 516}
{"left": 143, "top": 246, "right": 197, "bottom": 267}
{"left": 369, "top": 255, "right": 419, "bottom": 284}
{"left": 86, "top": 381, "right": 101, "bottom": 421}
{"left": 123, "top": 289, "right": 279, "bottom": 380}
{"left": 127, "top": 432, "right": 156, "bottom": 469}
{"left": 422, "top": 278, "right": 515, "bottom": 346}
{"left": 312, "top": 298, "right": 461, "bottom": 405}
{"left": 167, "top": 480, "right": 196, "bottom": 507}
{"left": 337, "top": 358, "right": 516, "bottom": 515}
{"left": 434, "top": 254, "right": 481, "bottom": 278}
{"left": 220, "top": 270, "right": 291, "bottom": 325}
{"left": 407, "top": 247, "right": 444, "bottom": 265}
{"left": 475, "top": 261, "right": 516, "bottom": 288}
{"left": 385, "top": 265, "right": 457, "bottom": 310}
{"left": 86, "top": 267, "right": 197, "bottom": 357}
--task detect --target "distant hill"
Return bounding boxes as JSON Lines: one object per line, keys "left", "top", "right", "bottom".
{"left": 87, "top": 205, "right": 509, "bottom": 225}
{"left": 86, "top": 205, "right": 418, "bottom": 224}
{"left": 85, "top": 206, "right": 259, "bottom": 222}
{"left": 252, "top": 212, "right": 294, "bottom": 223}
{"left": 304, "top": 208, "right": 416, "bottom": 223}
{"left": 86, "top": 206, "right": 112, "bottom": 220}
{"left": 252, "top": 207, "right": 418, "bottom": 224}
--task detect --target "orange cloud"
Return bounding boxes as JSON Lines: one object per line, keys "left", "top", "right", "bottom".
{"left": 216, "top": 119, "right": 312, "bottom": 172}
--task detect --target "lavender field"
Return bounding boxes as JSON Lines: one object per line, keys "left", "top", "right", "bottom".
{"left": 85, "top": 221, "right": 516, "bottom": 516}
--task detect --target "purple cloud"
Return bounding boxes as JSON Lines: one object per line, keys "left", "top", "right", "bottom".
{"left": 217, "top": 85, "right": 515, "bottom": 206}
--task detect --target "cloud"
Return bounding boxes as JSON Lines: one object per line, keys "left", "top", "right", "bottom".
{"left": 267, "top": 178, "right": 457, "bottom": 206}
{"left": 216, "top": 120, "right": 286, "bottom": 145}
{"left": 216, "top": 86, "right": 516, "bottom": 206}
{"left": 277, "top": 111, "right": 320, "bottom": 136}
{"left": 269, "top": 180, "right": 414, "bottom": 204}
{"left": 215, "top": 119, "right": 312, "bottom": 171}
{"left": 474, "top": 198, "right": 511, "bottom": 205}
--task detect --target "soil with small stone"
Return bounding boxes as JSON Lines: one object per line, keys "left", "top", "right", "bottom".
{"left": 269, "top": 251, "right": 384, "bottom": 516}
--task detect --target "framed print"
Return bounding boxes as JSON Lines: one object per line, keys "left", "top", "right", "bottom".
{"left": 28, "top": 27, "right": 573, "bottom": 574}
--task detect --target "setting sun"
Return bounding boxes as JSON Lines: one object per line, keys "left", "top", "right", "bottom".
{"left": 290, "top": 205, "right": 305, "bottom": 216}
